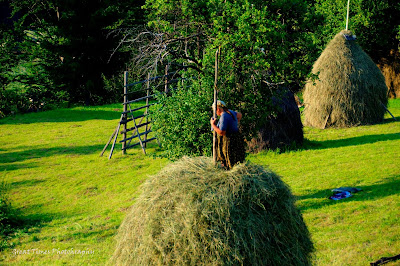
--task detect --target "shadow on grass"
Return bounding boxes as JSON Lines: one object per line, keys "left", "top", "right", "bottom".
{"left": 0, "top": 162, "right": 39, "bottom": 172}
{"left": 383, "top": 116, "right": 400, "bottom": 123}
{"left": 10, "top": 179, "right": 46, "bottom": 188}
{"left": 297, "top": 175, "right": 400, "bottom": 211}
{"left": 17, "top": 207, "right": 55, "bottom": 229}
{"left": 0, "top": 144, "right": 105, "bottom": 171}
{"left": 302, "top": 132, "right": 400, "bottom": 150}
{"left": 0, "top": 109, "right": 122, "bottom": 125}
{"left": 0, "top": 203, "right": 56, "bottom": 251}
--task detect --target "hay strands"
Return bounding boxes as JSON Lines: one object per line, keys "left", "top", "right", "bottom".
{"left": 110, "top": 157, "right": 314, "bottom": 265}
{"left": 303, "top": 30, "right": 389, "bottom": 128}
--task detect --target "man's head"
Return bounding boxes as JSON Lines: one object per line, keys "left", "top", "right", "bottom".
{"left": 212, "top": 100, "right": 227, "bottom": 115}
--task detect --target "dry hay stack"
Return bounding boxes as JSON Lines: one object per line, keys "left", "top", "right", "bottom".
{"left": 303, "top": 30, "right": 388, "bottom": 128}
{"left": 378, "top": 49, "right": 400, "bottom": 99}
{"left": 247, "top": 88, "right": 304, "bottom": 152}
{"left": 111, "top": 157, "right": 313, "bottom": 265}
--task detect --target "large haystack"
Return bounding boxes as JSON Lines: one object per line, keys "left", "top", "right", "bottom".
{"left": 247, "top": 88, "right": 304, "bottom": 152}
{"left": 111, "top": 157, "right": 313, "bottom": 265}
{"left": 303, "top": 30, "right": 388, "bottom": 128}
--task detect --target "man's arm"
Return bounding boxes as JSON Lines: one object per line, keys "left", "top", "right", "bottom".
{"left": 210, "top": 117, "right": 226, "bottom": 136}
{"left": 236, "top": 112, "right": 242, "bottom": 123}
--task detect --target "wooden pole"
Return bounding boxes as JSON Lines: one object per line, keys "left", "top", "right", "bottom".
{"left": 345, "top": 0, "right": 350, "bottom": 30}
{"left": 164, "top": 65, "right": 169, "bottom": 93}
{"left": 213, "top": 48, "right": 219, "bottom": 165}
{"left": 109, "top": 115, "right": 123, "bottom": 159}
{"left": 130, "top": 107, "right": 147, "bottom": 155}
{"left": 122, "top": 71, "right": 128, "bottom": 154}
{"left": 381, "top": 102, "right": 397, "bottom": 121}
{"left": 100, "top": 124, "right": 119, "bottom": 157}
{"left": 145, "top": 72, "right": 150, "bottom": 148}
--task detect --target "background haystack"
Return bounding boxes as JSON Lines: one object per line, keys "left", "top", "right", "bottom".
{"left": 378, "top": 49, "right": 400, "bottom": 99}
{"left": 111, "top": 157, "right": 313, "bottom": 265}
{"left": 247, "top": 88, "right": 304, "bottom": 152}
{"left": 303, "top": 30, "right": 388, "bottom": 128}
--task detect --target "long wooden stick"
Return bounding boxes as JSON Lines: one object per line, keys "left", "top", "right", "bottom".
{"left": 100, "top": 124, "right": 119, "bottom": 157}
{"left": 345, "top": 0, "right": 350, "bottom": 30}
{"left": 213, "top": 48, "right": 219, "bottom": 164}
{"left": 145, "top": 72, "right": 150, "bottom": 148}
{"left": 381, "top": 102, "right": 397, "bottom": 121}
{"left": 122, "top": 71, "right": 128, "bottom": 154}
{"left": 128, "top": 102, "right": 147, "bottom": 155}
{"left": 109, "top": 115, "right": 123, "bottom": 159}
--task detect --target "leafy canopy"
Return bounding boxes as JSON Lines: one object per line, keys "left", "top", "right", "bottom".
{"left": 145, "top": 0, "right": 320, "bottom": 159}
{"left": 314, "top": 0, "right": 400, "bottom": 60}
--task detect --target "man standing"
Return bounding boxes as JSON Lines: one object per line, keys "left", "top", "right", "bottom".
{"left": 210, "top": 100, "right": 245, "bottom": 169}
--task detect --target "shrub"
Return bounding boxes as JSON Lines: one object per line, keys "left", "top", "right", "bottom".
{"left": 151, "top": 81, "right": 214, "bottom": 160}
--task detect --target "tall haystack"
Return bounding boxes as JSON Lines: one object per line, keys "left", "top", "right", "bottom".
{"left": 110, "top": 157, "right": 313, "bottom": 265}
{"left": 247, "top": 88, "right": 304, "bottom": 152}
{"left": 303, "top": 30, "right": 388, "bottom": 128}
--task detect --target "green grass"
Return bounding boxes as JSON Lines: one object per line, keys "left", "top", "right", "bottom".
{"left": 0, "top": 100, "right": 399, "bottom": 265}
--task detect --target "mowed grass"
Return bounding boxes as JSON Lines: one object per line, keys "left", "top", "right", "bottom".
{"left": 0, "top": 99, "right": 399, "bottom": 265}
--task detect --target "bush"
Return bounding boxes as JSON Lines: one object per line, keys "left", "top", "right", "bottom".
{"left": 111, "top": 157, "right": 314, "bottom": 265}
{"left": 143, "top": 0, "right": 321, "bottom": 159}
{"left": 151, "top": 80, "right": 214, "bottom": 160}
{"left": 0, "top": 87, "right": 29, "bottom": 117}
{"left": 0, "top": 58, "right": 71, "bottom": 117}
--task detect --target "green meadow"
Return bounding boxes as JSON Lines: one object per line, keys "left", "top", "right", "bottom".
{"left": 0, "top": 99, "right": 399, "bottom": 265}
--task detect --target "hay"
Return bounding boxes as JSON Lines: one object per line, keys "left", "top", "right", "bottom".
{"left": 303, "top": 30, "right": 388, "bottom": 128}
{"left": 247, "top": 88, "right": 304, "bottom": 152}
{"left": 110, "top": 157, "right": 313, "bottom": 265}
{"left": 378, "top": 49, "right": 400, "bottom": 99}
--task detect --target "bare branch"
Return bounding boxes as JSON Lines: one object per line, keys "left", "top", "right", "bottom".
{"left": 107, "top": 23, "right": 208, "bottom": 79}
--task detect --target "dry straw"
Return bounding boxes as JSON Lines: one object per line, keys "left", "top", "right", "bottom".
{"left": 110, "top": 156, "right": 313, "bottom": 265}
{"left": 303, "top": 30, "right": 388, "bottom": 128}
{"left": 247, "top": 88, "right": 304, "bottom": 152}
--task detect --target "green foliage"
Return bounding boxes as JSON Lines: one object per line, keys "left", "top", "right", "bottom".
{"left": 314, "top": 0, "right": 400, "bottom": 59}
{"left": 145, "top": 0, "right": 320, "bottom": 159}
{"left": 0, "top": 0, "right": 145, "bottom": 116}
{"left": 0, "top": 56, "right": 70, "bottom": 117}
{"left": 152, "top": 81, "right": 213, "bottom": 159}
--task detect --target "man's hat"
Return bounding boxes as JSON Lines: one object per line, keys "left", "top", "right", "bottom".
{"left": 212, "top": 100, "right": 226, "bottom": 108}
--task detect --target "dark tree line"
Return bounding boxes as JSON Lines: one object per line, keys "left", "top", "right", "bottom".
{"left": 0, "top": 0, "right": 399, "bottom": 118}
{"left": 0, "top": 0, "right": 145, "bottom": 116}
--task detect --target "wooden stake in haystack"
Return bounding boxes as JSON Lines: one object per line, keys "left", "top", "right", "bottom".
{"left": 213, "top": 47, "right": 220, "bottom": 164}
{"left": 345, "top": 0, "right": 350, "bottom": 30}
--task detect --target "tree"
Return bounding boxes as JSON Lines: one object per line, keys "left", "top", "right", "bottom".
{"left": 0, "top": 0, "right": 145, "bottom": 115}
{"left": 314, "top": 0, "right": 400, "bottom": 61}
{"left": 138, "top": 0, "right": 321, "bottom": 159}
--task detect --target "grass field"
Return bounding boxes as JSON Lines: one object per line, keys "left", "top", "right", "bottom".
{"left": 0, "top": 99, "right": 399, "bottom": 265}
